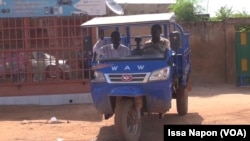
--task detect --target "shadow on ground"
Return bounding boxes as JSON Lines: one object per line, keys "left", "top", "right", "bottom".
{"left": 189, "top": 83, "right": 250, "bottom": 97}
{"left": 95, "top": 112, "right": 203, "bottom": 141}
{"left": 0, "top": 104, "right": 103, "bottom": 122}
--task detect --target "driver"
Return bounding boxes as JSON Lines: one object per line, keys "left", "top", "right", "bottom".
{"left": 100, "top": 31, "right": 130, "bottom": 59}
{"left": 143, "top": 24, "right": 170, "bottom": 52}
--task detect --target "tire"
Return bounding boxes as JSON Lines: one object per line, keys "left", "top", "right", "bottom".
{"left": 114, "top": 99, "right": 141, "bottom": 141}
{"left": 176, "top": 85, "right": 188, "bottom": 115}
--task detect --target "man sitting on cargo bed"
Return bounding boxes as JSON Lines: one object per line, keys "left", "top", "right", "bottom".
{"left": 143, "top": 24, "right": 170, "bottom": 53}
{"left": 100, "top": 31, "right": 130, "bottom": 59}
{"left": 93, "top": 29, "right": 105, "bottom": 56}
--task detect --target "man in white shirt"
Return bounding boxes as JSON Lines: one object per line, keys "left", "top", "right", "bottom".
{"left": 100, "top": 31, "right": 130, "bottom": 59}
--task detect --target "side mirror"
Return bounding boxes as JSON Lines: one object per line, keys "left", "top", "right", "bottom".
{"left": 170, "top": 31, "right": 181, "bottom": 50}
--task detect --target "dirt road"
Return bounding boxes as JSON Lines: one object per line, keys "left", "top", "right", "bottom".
{"left": 0, "top": 83, "right": 249, "bottom": 141}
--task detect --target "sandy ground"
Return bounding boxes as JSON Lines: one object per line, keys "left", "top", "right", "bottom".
{"left": 0, "top": 83, "right": 250, "bottom": 141}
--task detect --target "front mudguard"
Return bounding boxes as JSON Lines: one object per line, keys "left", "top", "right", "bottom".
{"left": 91, "top": 84, "right": 144, "bottom": 115}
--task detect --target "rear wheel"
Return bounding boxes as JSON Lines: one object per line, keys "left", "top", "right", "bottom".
{"left": 114, "top": 99, "right": 141, "bottom": 141}
{"left": 176, "top": 85, "right": 188, "bottom": 115}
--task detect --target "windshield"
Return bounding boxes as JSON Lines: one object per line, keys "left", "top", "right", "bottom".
{"left": 99, "top": 44, "right": 168, "bottom": 62}
{"left": 87, "top": 21, "right": 181, "bottom": 63}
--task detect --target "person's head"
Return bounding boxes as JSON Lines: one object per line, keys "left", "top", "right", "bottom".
{"left": 151, "top": 24, "right": 162, "bottom": 43}
{"left": 111, "top": 31, "right": 121, "bottom": 49}
{"left": 98, "top": 29, "right": 104, "bottom": 40}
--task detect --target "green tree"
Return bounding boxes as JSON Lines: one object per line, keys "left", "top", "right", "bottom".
{"left": 215, "top": 6, "right": 234, "bottom": 20}
{"left": 234, "top": 11, "right": 250, "bottom": 31}
{"left": 232, "top": 10, "right": 249, "bottom": 18}
{"left": 233, "top": 10, "right": 250, "bottom": 32}
{"left": 169, "top": 0, "right": 205, "bottom": 22}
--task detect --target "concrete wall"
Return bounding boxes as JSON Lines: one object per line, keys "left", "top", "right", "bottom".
{"left": 181, "top": 18, "right": 250, "bottom": 85}
{"left": 181, "top": 22, "right": 227, "bottom": 85}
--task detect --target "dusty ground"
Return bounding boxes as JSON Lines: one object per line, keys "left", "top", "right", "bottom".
{"left": 0, "top": 83, "right": 250, "bottom": 141}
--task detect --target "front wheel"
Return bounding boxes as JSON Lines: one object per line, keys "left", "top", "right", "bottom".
{"left": 176, "top": 85, "right": 188, "bottom": 115}
{"left": 114, "top": 99, "right": 141, "bottom": 141}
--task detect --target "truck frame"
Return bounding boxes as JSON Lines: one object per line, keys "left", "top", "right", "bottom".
{"left": 81, "top": 12, "right": 192, "bottom": 141}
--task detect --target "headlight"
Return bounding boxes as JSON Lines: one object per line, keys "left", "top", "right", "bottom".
{"left": 149, "top": 67, "right": 170, "bottom": 81}
{"left": 93, "top": 71, "right": 106, "bottom": 82}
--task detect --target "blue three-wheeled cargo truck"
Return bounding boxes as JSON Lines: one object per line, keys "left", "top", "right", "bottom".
{"left": 81, "top": 12, "right": 192, "bottom": 141}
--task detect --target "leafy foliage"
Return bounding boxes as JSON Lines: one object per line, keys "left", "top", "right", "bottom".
{"left": 235, "top": 25, "right": 250, "bottom": 32}
{"left": 169, "top": 0, "right": 205, "bottom": 21}
{"left": 212, "top": 6, "right": 250, "bottom": 21}
{"left": 233, "top": 10, "right": 249, "bottom": 18}
{"left": 216, "top": 6, "right": 234, "bottom": 20}
{"left": 211, "top": 6, "right": 250, "bottom": 31}
{"left": 169, "top": 1, "right": 250, "bottom": 31}
{"left": 233, "top": 10, "right": 250, "bottom": 31}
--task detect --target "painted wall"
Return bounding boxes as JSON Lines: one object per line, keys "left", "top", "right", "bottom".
{"left": 180, "top": 19, "right": 250, "bottom": 85}
{"left": 180, "top": 22, "right": 227, "bottom": 85}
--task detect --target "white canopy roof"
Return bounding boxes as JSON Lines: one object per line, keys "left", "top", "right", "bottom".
{"left": 81, "top": 12, "right": 176, "bottom": 27}
{"left": 115, "top": 0, "right": 175, "bottom": 4}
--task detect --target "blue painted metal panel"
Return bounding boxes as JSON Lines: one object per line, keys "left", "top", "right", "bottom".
{"left": 0, "top": 0, "right": 106, "bottom": 18}
{"left": 109, "top": 86, "right": 145, "bottom": 97}
{"left": 145, "top": 80, "right": 172, "bottom": 113}
{"left": 91, "top": 59, "right": 173, "bottom": 114}
{"left": 90, "top": 82, "right": 114, "bottom": 114}
{"left": 99, "top": 60, "right": 167, "bottom": 73}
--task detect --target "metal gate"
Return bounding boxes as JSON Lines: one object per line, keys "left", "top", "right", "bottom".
{"left": 235, "top": 32, "right": 250, "bottom": 86}
{"left": 0, "top": 16, "right": 93, "bottom": 95}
